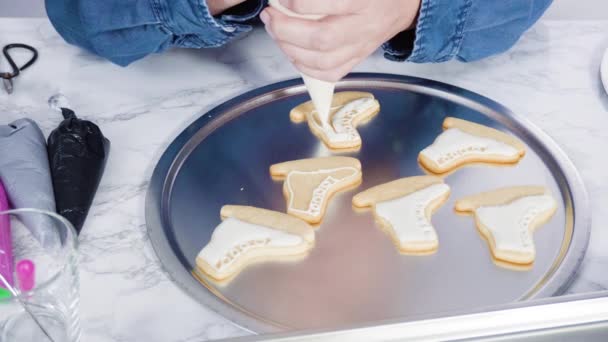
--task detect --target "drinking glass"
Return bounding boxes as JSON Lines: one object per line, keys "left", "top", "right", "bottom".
{"left": 0, "top": 209, "right": 80, "bottom": 342}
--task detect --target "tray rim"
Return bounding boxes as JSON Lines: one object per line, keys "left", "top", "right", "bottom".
{"left": 145, "top": 73, "right": 591, "bottom": 334}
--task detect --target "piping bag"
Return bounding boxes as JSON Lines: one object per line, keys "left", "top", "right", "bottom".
{"left": 268, "top": 0, "right": 335, "bottom": 128}
{"left": 0, "top": 119, "right": 58, "bottom": 247}
{"left": 47, "top": 95, "right": 110, "bottom": 234}
{"left": 0, "top": 180, "right": 13, "bottom": 287}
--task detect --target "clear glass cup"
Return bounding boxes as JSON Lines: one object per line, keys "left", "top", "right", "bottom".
{"left": 0, "top": 209, "right": 80, "bottom": 342}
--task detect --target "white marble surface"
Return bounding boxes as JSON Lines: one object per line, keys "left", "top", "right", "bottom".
{"left": 1, "top": 18, "right": 608, "bottom": 341}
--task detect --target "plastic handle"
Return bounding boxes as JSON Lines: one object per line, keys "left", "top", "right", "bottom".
{"left": 0, "top": 181, "right": 13, "bottom": 287}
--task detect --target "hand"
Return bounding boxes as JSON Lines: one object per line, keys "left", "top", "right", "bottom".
{"left": 207, "top": 0, "right": 248, "bottom": 16}
{"left": 260, "top": 0, "right": 421, "bottom": 82}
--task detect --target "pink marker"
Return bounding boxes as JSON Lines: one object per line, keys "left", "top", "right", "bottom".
{"left": 0, "top": 180, "right": 13, "bottom": 287}
{"left": 16, "top": 260, "right": 35, "bottom": 292}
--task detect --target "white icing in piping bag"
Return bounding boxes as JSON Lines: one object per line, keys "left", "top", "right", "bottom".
{"left": 268, "top": 0, "right": 324, "bottom": 20}
{"left": 268, "top": 0, "right": 335, "bottom": 128}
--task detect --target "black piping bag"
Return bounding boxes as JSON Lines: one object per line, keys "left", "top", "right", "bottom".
{"left": 48, "top": 97, "right": 110, "bottom": 234}
{"left": 0, "top": 118, "right": 59, "bottom": 247}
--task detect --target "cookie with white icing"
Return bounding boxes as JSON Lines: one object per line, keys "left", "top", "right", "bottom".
{"left": 455, "top": 186, "right": 557, "bottom": 266}
{"left": 419, "top": 117, "right": 526, "bottom": 174}
{"left": 353, "top": 176, "right": 450, "bottom": 255}
{"left": 270, "top": 157, "right": 362, "bottom": 224}
{"left": 196, "top": 206, "right": 315, "bottom": 281}
{"left": 290, "top": 91, "right": 380, "bottom": 151}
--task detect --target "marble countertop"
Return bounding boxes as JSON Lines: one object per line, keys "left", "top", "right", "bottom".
{"left": 1, "top": 18, "right": 608, "bottom": 341}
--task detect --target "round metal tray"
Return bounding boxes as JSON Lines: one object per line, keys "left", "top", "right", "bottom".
{"left": 146, "top": 73, "right": 590, "bottom": 334}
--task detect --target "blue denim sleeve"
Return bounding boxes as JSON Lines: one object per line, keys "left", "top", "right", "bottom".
{"left": 45, "top": 0, "right": 266, "bottom": 66}
{"left": 383, "top": 0, "right": 553, "bottom": 63}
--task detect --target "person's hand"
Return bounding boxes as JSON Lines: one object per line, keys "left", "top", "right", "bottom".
{"left": 207, "top": 0, "right": 248, "bottom": 16}
{"left": 260, "top": 0, "right": 421, "bottom": 82}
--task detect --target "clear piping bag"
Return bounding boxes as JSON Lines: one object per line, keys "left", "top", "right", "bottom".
{"left": 268, "top": 0, "right": 335, "bottom": 128}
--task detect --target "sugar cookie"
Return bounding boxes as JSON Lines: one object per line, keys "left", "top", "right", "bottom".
{"left": 419, "top": 117, "right": 526, "bottom": 174}
{"left": 455, "top": 186, "right": 557, "bottom": 266}
{"left": 270, "top": 157, "right": 362, "bottom": 224}
{"left": 290, "top": 91, "right": 380, "bottom": 150}
{"left": 196, "top": 206, "right": 315, "bottom": 281}
{"left": 353, "top": 176, "right": 450, "bottom": 254}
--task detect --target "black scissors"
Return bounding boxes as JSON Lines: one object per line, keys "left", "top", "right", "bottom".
{"left": 0, "top": 44, "right": 38, "bottom": 95}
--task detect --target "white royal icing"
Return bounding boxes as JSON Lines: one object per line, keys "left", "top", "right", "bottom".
{"left": 309, "top": 98, "right": 377, "bottom": 145}
{"left": 374, "top": 183, "right": 450, "bottom": 246}
{"left": 420, "top": 128, "right": 519, "bottom": 167}
{"left": 302, "top": 75, "right": 335, "bottom": 128}
{"left": 286, "top": 167, "right": 360, "bottom": 217}
{"left": 475, "top": 195, "right": 556, "bottom": 256}
{"left": 198, "top": 218, "right": 304, "bottom": 273}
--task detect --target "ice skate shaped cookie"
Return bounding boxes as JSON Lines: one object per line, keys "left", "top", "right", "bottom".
{"left": 455, "top": 186, "right": 557, "bottom": 266}
{"left": 196, "top": 206, "right": 315, "bottom": 282}
{"left": 353, "top": 176, "right": 450, "bottom": 254}
{"left": 291, "top": 91, "right": 380, "bottom": 151}
{"left": 419, "top": 117, "right": 526, "bottom": 174}
{"left": 270, "top": 157, "right": 362, "bottom": 224}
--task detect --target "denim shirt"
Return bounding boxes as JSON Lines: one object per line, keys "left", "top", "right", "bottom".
{"left": 45, "top": 0, "right": 552, "bottom": 67}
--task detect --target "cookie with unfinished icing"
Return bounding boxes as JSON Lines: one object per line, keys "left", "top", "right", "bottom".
{"left": 196, "top": 206, "right": 315, "bottom": 282}
{"left": 270, "top": 157, "right": 362, "bottom": 224}
{"left": 353, "top": 176, "right": 450, "bottom": 255}
{"left": 290, "top": 91, "right": 380, "bottom": 151}
{"left": 419, "top": 117, "right": 526, "bottom": 174}
{"left": 455, "top": 186, "right": 557, "bottom": 266}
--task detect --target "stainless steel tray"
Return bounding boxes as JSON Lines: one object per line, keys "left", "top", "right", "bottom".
{"left": 146, "top": 73, "right": 590, "bottom": 334}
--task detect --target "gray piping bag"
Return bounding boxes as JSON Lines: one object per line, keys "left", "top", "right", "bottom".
{"left": 0, "top": 118, "right": 58, "bottom": 246}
